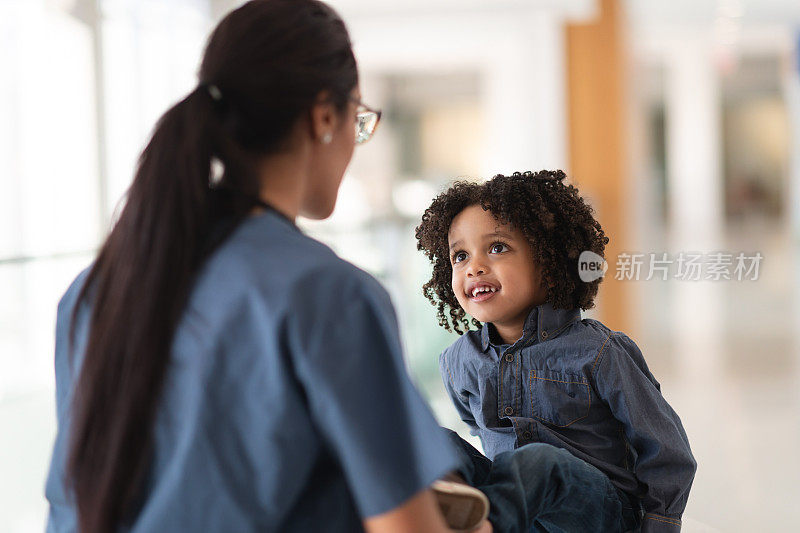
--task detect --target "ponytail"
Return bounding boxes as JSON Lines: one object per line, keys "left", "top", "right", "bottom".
{"left": 68, "top": 87, "right": 238, "bottom": 533}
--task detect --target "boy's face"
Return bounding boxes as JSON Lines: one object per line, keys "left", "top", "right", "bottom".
{"left": 448, "top": 204, "right": 546, "bottom": 341}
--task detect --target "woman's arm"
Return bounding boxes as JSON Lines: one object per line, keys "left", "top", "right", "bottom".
{"left": 363, "top": 489, "right": 449, "bottom": 533}
{"left": 286, "top": 266, "right": 462, "bottom": 521}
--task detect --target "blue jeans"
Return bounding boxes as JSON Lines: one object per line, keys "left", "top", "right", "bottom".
{"left": 446, "top": 430, "right": 643, "bottom": 533}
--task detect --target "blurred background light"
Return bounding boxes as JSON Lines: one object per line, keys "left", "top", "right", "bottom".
{"left": 392, "top": 179, "right": 437, "bottom": 219}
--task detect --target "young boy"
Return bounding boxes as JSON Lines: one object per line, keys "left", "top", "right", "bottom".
{"left": 416, "top": 171, "right": 697, "bottom": 532}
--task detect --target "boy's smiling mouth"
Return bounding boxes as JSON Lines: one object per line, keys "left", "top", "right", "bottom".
{"left": 466, "top": 281, "right": 500, "bottom": 302}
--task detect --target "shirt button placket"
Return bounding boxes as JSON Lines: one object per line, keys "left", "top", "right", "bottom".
{"left": 500, "top": 350, "right": 516, "bottom": 416}
{"left": 499, "top": 349, "right": 517, "bottom": 420}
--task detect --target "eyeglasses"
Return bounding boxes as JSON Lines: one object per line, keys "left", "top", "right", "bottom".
{"left": 351, "top": 97, "right": 382, "bottom": 145}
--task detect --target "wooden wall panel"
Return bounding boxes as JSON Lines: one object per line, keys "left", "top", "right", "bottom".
{"left": 566, "top": 0, "right": 630, "bottom": 331}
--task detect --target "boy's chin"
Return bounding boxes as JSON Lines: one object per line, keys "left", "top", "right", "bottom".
{"left": 465, "top": 310, "right": 494, "bottom": 324}
{"left": 460, "top": 301, "right": 497, "bottom": 324}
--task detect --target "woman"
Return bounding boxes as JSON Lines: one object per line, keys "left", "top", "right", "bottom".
{"left": 44, "top": 1, "right": 486, "bottom": 531}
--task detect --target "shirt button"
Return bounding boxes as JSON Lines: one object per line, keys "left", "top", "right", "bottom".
{"left": 504, "top": 406, "right": 514, "bottom": 416}
{"left": 522, "top": 431, "right": 532, "bottom": 440}
{"left": 504, "top": 353, "right": 514, "bottom": 362}
{"left": 541, "top": 330, "right": 548, "bottom": 339}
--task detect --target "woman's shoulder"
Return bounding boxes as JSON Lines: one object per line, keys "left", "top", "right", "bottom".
{"left": 220, "top": 212, "right": 339, "bottom": 269}
{"left": 197, "top": 213, "right": 387, "bottom": 315}
{"left": 56, "top": 266, "right": 91, "bottom": 316}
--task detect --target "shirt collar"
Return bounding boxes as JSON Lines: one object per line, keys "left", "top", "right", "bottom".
{"left": 479, "top": 302, "right": 581, "bottom": 352}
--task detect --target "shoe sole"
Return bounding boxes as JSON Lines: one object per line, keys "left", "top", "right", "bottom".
{"left": 431, "top": 480, "right": 490, "bottom": 531}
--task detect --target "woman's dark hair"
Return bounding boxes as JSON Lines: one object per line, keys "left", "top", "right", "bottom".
{"left": 67, "top": 2, "right": 358, "bottom": 531}
{"left": 415, "top": 170, "right": 609, "bottom": 335}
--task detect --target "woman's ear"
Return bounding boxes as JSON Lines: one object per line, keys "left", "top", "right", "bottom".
{"left": 309, "top": 90, "right": 338, "bottom": 143}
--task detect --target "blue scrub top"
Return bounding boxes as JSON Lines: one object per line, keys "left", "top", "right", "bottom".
{"left": 45, "top": 210, "right": 458, "bottom": 532}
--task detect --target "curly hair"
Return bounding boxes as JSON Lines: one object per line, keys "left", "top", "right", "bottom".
{"left": 415, "top": 170, "right": 609, "bottom": 334}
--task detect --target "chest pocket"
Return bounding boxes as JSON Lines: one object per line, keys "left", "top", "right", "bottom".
{"left": 529, "top": 369, "right": 590, "bottom": 427}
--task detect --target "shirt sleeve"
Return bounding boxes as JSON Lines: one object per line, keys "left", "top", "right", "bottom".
{"left": 285, "top": 265, "right": 459, "bottom": 519}
{"left": 439, "top": 350, "right": 478, "bottom": 431}
{"left": 592, "top": 333, "right": 697, "bottom": 533}
{"left": 45, "top": 270, "right": 90, "bottom": 533}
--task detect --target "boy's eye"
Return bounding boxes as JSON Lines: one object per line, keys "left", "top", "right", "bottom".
{"left": 490, "top": 242, "right": 509, "bottom": 254}
{"left": 453, "top": 251, "right": 467, "bottom": 263}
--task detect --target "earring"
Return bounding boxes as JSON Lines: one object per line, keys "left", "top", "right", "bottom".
{"left": 321, "top": 132, "right": 333, "bottom": 144}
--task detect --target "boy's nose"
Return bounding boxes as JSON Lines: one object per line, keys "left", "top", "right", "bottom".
{"left": 466, "top": 263, "right": 486, "bottom": 277}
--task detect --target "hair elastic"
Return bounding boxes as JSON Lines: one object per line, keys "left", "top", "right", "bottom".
{"left": 205, "top": 84, "right": 223, "bottom": 102}
{"left": 209, "top": 157, "right": 224, "bottom": 187}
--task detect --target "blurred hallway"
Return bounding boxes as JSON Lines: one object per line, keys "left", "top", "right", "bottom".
{"left": 3, "top": 0, "right": 800, "bottom": 531}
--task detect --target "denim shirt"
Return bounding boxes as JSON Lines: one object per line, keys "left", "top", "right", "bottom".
{"left": 440, "top": 302, "right": 697, "bottom": 533}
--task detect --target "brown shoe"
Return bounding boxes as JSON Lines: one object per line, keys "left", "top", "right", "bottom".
{"left": 431, "top": 480, "right": 490, "bottom": 532}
